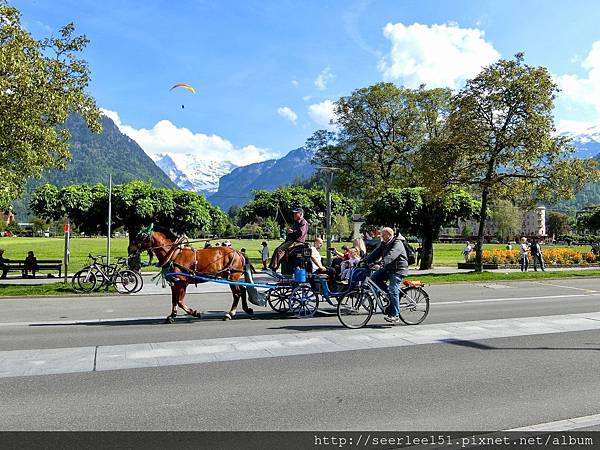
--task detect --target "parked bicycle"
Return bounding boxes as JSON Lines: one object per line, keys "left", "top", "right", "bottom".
{"left": 72, "top": 254, "right": 141, "bottom": 294}
{"left": 337, "top": 267, "right": 430, "bottom": 329}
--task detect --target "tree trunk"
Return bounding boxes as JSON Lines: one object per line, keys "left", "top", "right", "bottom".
{"left": 419, "top": 233, "right": 434, "bottom": 270}
{"left": 475, "top": 188, "right": 489, "bottom": 272}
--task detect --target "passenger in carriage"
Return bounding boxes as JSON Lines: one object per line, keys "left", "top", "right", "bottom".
{"left": 340, "top": 247, "right": 361, "bottom": 280}
{"left": 309, "top": 237, "right": 336, "bottom": 289}
{"left": 267, "top": 207, "right": 308, "bottom": 275}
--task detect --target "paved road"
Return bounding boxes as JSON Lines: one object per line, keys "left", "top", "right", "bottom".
{"left": 1, "top": 277, "right": 599, "bottom": 431}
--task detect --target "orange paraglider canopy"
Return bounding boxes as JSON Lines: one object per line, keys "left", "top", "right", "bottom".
{"left": 170, "top": 83, "right": 196, "bottom": 94}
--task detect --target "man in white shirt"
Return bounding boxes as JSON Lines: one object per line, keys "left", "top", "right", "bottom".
{"left": 310, "top": 237, "right": 335, "bottom": 288}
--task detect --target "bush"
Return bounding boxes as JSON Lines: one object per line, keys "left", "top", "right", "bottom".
{"left": 478, "top": 248, "right": 599, "bottom": 265}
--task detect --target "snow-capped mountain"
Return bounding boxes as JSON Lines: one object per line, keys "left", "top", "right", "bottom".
{"left": 561, "top": 125, "right": 600, "bottom": 159}
{"left": 151, "top": 153, "right": 237, "bottom": 195}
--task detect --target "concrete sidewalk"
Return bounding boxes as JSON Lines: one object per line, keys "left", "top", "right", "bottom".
{"left": 2, "top": 264, "right": 600, "bottom": 286}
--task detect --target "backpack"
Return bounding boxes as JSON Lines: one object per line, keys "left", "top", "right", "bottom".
{"left": 402, "top": 240, "right": 416, "bottom": 265}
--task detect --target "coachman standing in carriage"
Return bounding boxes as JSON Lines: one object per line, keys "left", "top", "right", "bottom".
{"left": 267, "top": 207, "right": 308, "bottom": 275}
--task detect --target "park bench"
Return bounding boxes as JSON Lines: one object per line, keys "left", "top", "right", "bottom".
{"left": 2, "top": 260, "right": 62, "bottom": 278}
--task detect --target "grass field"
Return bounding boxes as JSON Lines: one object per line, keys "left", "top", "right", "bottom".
{"left": 0, "top": 237, "right": 593, "bottom": 274}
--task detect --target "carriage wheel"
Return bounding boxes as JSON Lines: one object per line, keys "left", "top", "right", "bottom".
{"left": 288, "top": 285, "right": 319, "bottom": 318}
{"left": 267, "top": 286, "right": 293, "bottom": 313}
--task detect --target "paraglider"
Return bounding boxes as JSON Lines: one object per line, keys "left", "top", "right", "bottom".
{"left": 170, "top": 84, "right": 195, "bottom": 108}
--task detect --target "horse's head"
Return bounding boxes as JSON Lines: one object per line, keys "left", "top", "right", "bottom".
{"left": 128, "top": 223, "right": 155, "bottom": 255}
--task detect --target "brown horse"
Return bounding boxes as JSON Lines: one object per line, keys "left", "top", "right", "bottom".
{"left": 128, "top": 225, "right": 252, "bottom": 323}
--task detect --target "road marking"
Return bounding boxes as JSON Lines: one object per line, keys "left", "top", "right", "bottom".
{"left": 435, "top": 293, "right": 595, "bottom": 305}
{"left": 507, "top": 413, "right": 600, "bottom": 431}
{"left": 1, "top": 311, "right": 600, "bottom": 378}
{"left": 534, "top": 281, "right": 597, "bottom": 293}
{"left": 1, "top": 293, "right": 598, "bottom": 328}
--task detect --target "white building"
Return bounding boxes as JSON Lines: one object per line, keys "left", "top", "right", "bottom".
{"left": 454, "top": 206, "right": 546, "bottom": 240}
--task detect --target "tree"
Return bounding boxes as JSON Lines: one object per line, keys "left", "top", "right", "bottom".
{"left": 547, "top": 211, "right": 572, "bottom": 238}
{"left": 262, "top": 217, "right": 280, "bottom": 239}
{"left": 30, "top": 181, "right": 214, "bottom": 241}
{"left": 489, "top": 200, "right": 523, "bottom": 242}
{"left": 423, "top": 54, "right": 600, "bottom": 271}
{"left": 239, "top": 186, "right": 356, "bottom": 229}
{"left": 365, "top": 188, "right": 480, "bottom": 269}
{"left": 0, "top": 2, "right": 101, "bottom": 208}
{"left": 332, "top": 215, "right": 351, "bottom": 241}
{"left": 577, "top": 208, "right": 600, "bottom": 234}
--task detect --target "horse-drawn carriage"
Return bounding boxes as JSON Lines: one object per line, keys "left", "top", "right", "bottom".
{"left": 128, "top": 225, "right": 429, "bottom": 328}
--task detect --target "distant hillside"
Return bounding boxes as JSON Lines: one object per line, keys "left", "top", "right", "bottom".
{"left": 208, "top": 147, "right": 316, "bottom": 211}
{"left": 12, "top": 113, "right": 176, "bottom": 220}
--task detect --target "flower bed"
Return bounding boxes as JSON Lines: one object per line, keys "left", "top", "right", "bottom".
{"left": 469, "top": 249, "right": 600, "bottom": 266}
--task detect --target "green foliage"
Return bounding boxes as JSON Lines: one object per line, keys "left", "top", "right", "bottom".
{"left": 29, "top": 181, "right": 221, "bottom": 238}
{"left": 262, "top": 217, "right": 281, "bottom": 239}
{"left": 421, "top": 54, "right": 600, "bottom": 270}
{"left": 239, "top": 186, "right": 356, "bottom": 228}
{"left": 489, "top": 200, "right": 523, "bottom": 242}
{"left": 365, "top": 187, "right": 480, "bottom": 269}
{"left": 547, "top": 211, "right": 572, "bottom": 238}
{"left": 332, "top": 215, "right": 351, "bottom": 241}
{"left": 0, "top": 2, "right": 101, "bottom": 209}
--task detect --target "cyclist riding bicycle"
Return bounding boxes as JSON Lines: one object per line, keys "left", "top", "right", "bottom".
{"left": 361, "top": 227, "right": 409, "bottom": 324}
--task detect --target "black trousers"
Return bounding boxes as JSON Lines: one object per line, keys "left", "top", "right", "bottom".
{"left": 269, "top": 241, "right": 304, "bottom": 270}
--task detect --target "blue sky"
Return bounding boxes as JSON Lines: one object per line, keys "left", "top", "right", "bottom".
{"left": 12, "top": 0, "right": 600, "bottom": 165}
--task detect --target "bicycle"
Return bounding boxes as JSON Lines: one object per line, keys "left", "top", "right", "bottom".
{"left": 72, "top": 254, "right": 140, "bottom": 294}
{"left": 337, "top": 267, "right": 430, "bottom": 329}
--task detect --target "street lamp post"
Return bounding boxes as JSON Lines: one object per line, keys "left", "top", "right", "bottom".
{"left": 325, "top": 170, "right": 334, "bottom": 266}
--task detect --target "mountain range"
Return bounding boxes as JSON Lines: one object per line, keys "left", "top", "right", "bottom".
{"left": 12, "top": 113, "right": 600, "bottom": 220}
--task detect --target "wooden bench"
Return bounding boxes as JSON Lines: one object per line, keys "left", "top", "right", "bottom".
{"left": 2, "top": 260, "right": 62, "bottom": 278}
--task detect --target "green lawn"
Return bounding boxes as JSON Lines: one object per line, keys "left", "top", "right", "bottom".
{"left": 0, "top": 237, "right": 593, "bottom": 275}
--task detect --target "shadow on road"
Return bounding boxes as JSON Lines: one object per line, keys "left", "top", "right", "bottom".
{"left": 442, "top": 338, "right": 600, "bottom": 351}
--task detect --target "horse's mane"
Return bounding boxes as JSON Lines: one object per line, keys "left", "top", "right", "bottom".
{"left": 153, "top": 226, "right": 178, "bottom": 241}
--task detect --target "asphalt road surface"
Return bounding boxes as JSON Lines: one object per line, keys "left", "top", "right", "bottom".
{"left": 1, "top": 277, "right": 599, "bottom": 432}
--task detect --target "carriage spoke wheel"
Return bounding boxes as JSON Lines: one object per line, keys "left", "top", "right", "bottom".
{"left": 267, "top": 286, "right": 293, "bottom": 313}
{"left": 288, "top": 285, "right": 319, "bottom": 318}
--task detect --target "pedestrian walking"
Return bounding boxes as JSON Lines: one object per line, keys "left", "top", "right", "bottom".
{"left": 519, "top": 237, "right": 529, "bottom": 272}
{"left": 463, "top": 241, "right": 472, "bottom": 263}
{"left": 260, "top": 241, "right": 269, "bottom": 269}
{"left": 531, "top": 238, "right": 545, "bottom": 271}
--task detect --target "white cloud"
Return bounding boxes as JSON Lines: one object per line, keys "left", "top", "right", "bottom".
{"left": 315, "top": 67, "right": 335, "bottom": 90}
{"left": 302, "top": 95, "right": 312, "bottom": 102}
{"left": 291, "top": 79, "right": 299, "bottom": 87}
{"left": 277, "top": 106, "right": 298, "bottom": 125}
{"left": 100, "top": 108, "right": 276, "bottom": 166}
{"left": 556, "top": 41, "right": 600, "bottom": 127}
{"left": 308, "top": 100, "right": 336, "bottom": 129}
{"left": 378, "top": 22, "right": 500, "bottom": 89}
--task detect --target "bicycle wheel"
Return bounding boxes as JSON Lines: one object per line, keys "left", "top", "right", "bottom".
{"left": 130, "top": 271, "right": 144, "bottom": 293}
{"left": 288, "top": 285, "right": 319, "bottom": 318}
{"left": 399, "top": 286, "right": 430, "bottom": 325}
{"left": 337, "top": 287, "right": 375, "bottom": 329}
{"left": 267, "top": 285, "right": 293, "bottom": 313}
{"left": 72, "top": 269, "right": 97, "bottom": 293}
{"left": 114, "top": 269, "right": 139, "bottom": 294}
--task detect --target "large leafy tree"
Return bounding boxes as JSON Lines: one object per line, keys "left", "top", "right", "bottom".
{"left": 365, "top": 188, "right": 480, "bottom": 269}
{"left": 30, "top": 181, "right": 217, "bottom": 239}
{"left": 546, "top": 211, "right": 572, "bottom": 238}
{"left": 489, "top": 200, "right": 523, "bottom": 242}
{"left": 239, "top": 186, "right": 356, "bottom": 231}
{"left": 0, "top": 2, "right": 101, "bottom": 209}
{"left": 422, "top": 54, "right": 600, "bottom": 271}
